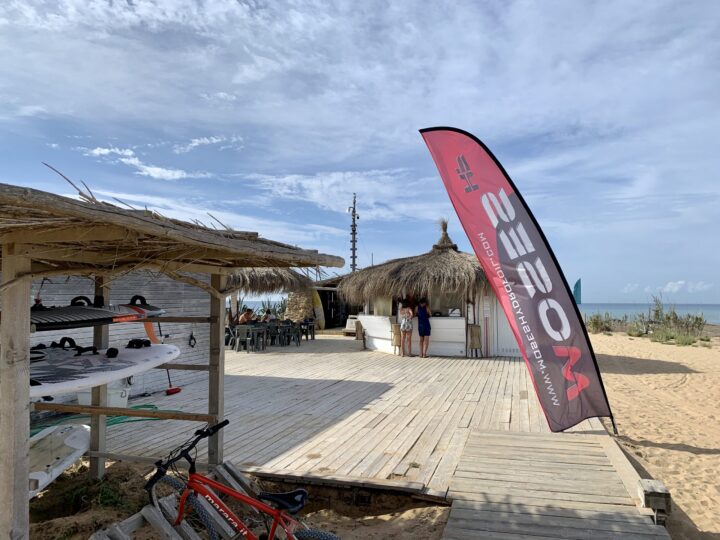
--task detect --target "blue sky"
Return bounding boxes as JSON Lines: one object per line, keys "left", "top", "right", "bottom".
{"left": 1, "top": 0, "right": 719, "bottom": 303}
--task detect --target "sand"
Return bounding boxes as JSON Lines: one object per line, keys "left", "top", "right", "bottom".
{"left": 591, "top": 330, "right": 720, "bottom": 540}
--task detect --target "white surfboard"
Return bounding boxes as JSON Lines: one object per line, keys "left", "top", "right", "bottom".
{"left": 29, "top": 425, "right": 90, "bottom": 499}
{"left": 29, "top": 344, "right": 180, "bottom": 398}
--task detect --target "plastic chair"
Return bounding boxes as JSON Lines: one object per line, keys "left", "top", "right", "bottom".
{"left": 234, "top": 326, "right": 252, "bottom": 353}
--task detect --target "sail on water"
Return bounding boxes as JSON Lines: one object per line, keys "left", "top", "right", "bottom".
{"left": 420, "top": 127, "right": 615, "bottom": 433}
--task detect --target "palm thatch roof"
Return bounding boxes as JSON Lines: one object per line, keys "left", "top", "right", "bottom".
{"left": 0, "top": 183, "right": 343, "bottom": 298}
{"left": 224, "top": 267, "right": 312, "bottom": 295}
{"left": 338, "top": 220, "right": 486, "bottom": 305}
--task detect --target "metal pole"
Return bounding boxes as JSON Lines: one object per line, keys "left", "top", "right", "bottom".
{"left": 350, "top": 193, "right": 358, "bottom": 272}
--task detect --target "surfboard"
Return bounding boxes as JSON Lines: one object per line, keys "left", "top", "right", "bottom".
{"left": 29, "top": 343, "right": 180, "bottom": 398}
{"left": 312, "top": 289, "right": 325, "bottom": 330}
{"left": 29, "top": 425, "right": 90, "bottom": 499}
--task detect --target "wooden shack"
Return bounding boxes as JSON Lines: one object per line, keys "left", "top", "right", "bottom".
{"left": 0, "top": 183, "right": 343, "bottom": 538}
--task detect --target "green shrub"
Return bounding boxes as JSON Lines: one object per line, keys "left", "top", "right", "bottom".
{"left": 675, "top": 334, "right": 696, "bottom": 346}
{"left": 586, "top": 312, "right": 614, "bottom": 334}
{"left": 699, "top": 335, "right": 710, "bottom": 342}
{"left": 650, "top": 329, "right": 674, "bottom": 343}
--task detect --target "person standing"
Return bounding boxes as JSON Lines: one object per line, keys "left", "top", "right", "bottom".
{"left": 399, "top": 303, "right": 415, "bottom": 357}
{"left": 417, "top": 298, "right": 431, "bottom": 358}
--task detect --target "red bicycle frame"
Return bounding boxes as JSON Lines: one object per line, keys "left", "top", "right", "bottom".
{"left": 176, "top": 472, "right": 302, "bottom": 540}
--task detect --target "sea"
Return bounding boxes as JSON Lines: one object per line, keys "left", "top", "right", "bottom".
{"left": 578, "top": 303, "right": 720, "bottom": 325}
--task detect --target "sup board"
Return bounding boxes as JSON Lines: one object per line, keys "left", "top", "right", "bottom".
{"left": 29, "top": 343, "right": 180, "bottom": 398}
{"left": 29, "top": 425, "right": 90, "bottom": 499}
{"left": 311, "top": 289, "right": 325, "bottom": 330}
{"left": 28, "top": 297, "right": 164, "bottom": 332}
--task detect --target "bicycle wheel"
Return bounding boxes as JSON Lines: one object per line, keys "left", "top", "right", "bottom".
{"left": 293, "top": 529, "right": 342, "bottom": 540}
{"left": 159, "top": 475, "right": 219, "bottom": 540}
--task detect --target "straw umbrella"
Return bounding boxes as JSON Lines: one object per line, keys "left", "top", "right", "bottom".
{"left": 338, "top": 220, "right": 486, "bottom": 306}
{"left": 224, "top": 267, "right": 312, "bottom": 320}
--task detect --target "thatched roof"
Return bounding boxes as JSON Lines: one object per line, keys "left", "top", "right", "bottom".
{"left": 0, "top": 183, "right": 343, "bottom": 297}
{"left": 338, "top": 220, "right": 486, "bottom": 304}
{"left": 224, "top": 267, "right": 312, "bottom": 295}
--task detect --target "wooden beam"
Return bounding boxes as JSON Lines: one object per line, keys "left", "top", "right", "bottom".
{"left": 90, "top": 276, "right": 110, "bottom": 479}
{"left": 85, "top": 451, "right": 209, "bottom": 471}
{"left": 136, "top": 317, "right": 216, "bottom": 324}
{"left": 155, "top": 363, "right": 210, "bottom": 372}
{"left": 0, "top": 244, "right": 31, "bottom": 539}
{"left": 208, "top": 274, "right": 225, "bottom": 465}
{"left": 32, "top": 403, "right": 216, "bottom": 423}
{"left": 0, "top": 225, "right": 137, "bottom": 245}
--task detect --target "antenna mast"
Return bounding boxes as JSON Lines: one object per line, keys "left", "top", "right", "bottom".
{"left": 348, "top": 193, "right": 359, "bottom": 272}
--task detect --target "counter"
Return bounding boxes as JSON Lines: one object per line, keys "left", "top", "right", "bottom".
{"left": 358, "top": 315, "right": 467, "bottom": 357}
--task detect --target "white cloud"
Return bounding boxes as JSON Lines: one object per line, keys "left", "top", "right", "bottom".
{"left": 173, "top": 135, "right": 243, "bottom": 154}
{"left": 79, "top": 146, "right": 209, "bottom": 181}
{"left": 16, "top": 104, "right": 46, "bottom": 117}
{"left": 622, "top": 283, "right": 639, "bottom": 293}
{"left": 201, "top": 92, "right": 237, "bottom": 102}
{"left": 46, "top": 142, "right": 59, "bottom": 149}
{"left": 92, "top": 189, "right": 345, "bottom": 246}
{"left": 661, "top": 280, "right": 686, "bottom": 293}
{"left": 243, "top": 169, "right": 452, "bottom": 222}
{"left": 687, "top": 281, "right": 713, "bottom": 293}
{"left": 83, "top": 146, "right": 134, "bottom": 158}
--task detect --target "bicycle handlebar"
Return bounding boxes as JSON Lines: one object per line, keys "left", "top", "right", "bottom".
{"left": 144, "top": 419, "right": 229, "bottom": 494}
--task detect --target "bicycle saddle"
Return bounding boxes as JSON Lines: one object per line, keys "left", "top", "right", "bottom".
{"left": 257, "top": 489, "right": 308, "bottom": 514}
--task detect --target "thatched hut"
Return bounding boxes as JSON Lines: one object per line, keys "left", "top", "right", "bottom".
{"left": 338, "top": 221, "right": 520, "bottom": 357}
{"left": 224, "top": 267, "right": 312, "bottom": 320}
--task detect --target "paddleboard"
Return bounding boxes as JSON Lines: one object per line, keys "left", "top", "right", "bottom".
{"left": 29, "top": 343, "right": 180, "bottom": 398}
{"left": 29, "top": 425, "right": 90, "bottom": 499}
{"left": 312, "top": 289, "right": 325, "bottom": 330}
{"left": 26, "top": 295, "right": 164, "bottom": 332}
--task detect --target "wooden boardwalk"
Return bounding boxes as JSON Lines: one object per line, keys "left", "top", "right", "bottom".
{"left": 443, "top": 431, "right": 670, "bottom": 539}
{"left": 108, "top": 336, "right": 579, "bottom": 489}
{"left": 103, "top": 336, "right": 667, "bottom": 537}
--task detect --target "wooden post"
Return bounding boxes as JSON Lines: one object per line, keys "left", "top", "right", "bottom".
{"left": 90, "top": 276, "right": 109, "bottom": 479}
{"left": 208, "top": 274, "right": 225, "bottom": 465}
{"left": 0, "top": 244, "right": 31, "bottom": 539}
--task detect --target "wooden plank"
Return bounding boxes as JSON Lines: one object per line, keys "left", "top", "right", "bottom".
{"left": 33, "top": 402, "right": 216, "bottom": 423}
{"left": 90, "top": 275, "right": 110, "bottom": 479}
{"left": 207, "top": 273, "right": 225, "bottom": 466}
{"left": 140, "top": 504, "right": 183, "bottom": 539}
{"left": 158, "top": 495, "right": 203, "bottom": 540}
{"left": 0, "top": 245, "right": 31, "bottom": 539}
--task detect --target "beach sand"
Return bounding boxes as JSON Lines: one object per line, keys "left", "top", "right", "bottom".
{"left": 591, "top": 329, "right": 720, "bottom": 539}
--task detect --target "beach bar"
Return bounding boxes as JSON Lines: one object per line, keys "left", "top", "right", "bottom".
{"left": 338, "top": 221, "right": 521, "bottom": 357}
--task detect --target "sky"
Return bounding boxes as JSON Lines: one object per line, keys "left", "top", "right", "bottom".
{"left": 1, "top": 0, "right": 719, "bottom": 304}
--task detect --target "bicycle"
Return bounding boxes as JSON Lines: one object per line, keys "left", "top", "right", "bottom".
{"left": 145, "top": 419, "right": 341, "bottom": 540}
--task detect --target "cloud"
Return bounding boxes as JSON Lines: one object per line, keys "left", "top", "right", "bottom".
{"left": 79, "top": 146, "right": 210, "bottom": 180}
{"left": 173, "top": 135, "right": 243, "bottom": 154}
{"left": 661, "top": 280, "right": 686, "bottom": 293}
{"left": 83, "top": 146, "right": 134, "bottom": 158}
{"left": 622, "top": 283, "right": 639, "bottom": 293}
{"left": 242, "top": 169, "right": 453, "bottom": 222}
{"left": 16, "top": 104, "right": 46, "bottom": 117}
{"left": 92, "top": 189, "right": 345, "bottom": 246}
{"left": 687, "top": 281, "right": 713, "bottom": 293}
{"left": 200, "top": 92, "right": 237, "bottom": 102}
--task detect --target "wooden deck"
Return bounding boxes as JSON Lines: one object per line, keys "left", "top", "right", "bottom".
{"left": 104, "top": 336, "right": 667, "bottom": 537}
{"left": 443, "top": 431, "right": 670, "bottom": 539}
{"left": 108, "top": 337, "right": 580, "bottom": 486}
